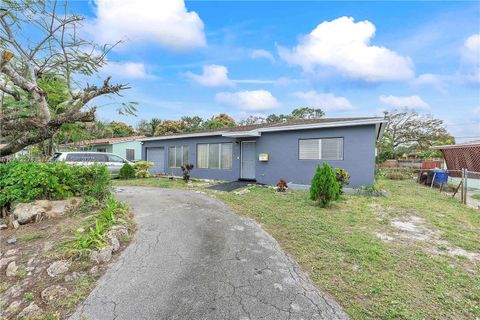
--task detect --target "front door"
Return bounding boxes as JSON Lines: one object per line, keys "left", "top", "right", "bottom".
{"left": 241, "top": 141, "right": 256, "bottom": 180}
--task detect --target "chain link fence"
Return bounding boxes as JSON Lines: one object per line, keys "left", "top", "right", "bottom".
{"left": 377, "top": 167, "right": 480, "bottom": 209}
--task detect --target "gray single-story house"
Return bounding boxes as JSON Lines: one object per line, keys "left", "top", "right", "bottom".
{"left": 139, "top": 117, "right": 388, "bottom": 187}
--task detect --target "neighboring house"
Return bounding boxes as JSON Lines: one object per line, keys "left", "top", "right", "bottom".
{"left": 59, "top": 136, "right": 144, "bottom": 161}
{"left": 431, "top": 140, "right": 480, "bottom": 172}
{"left": 140, "top": 117, "right": 388, "bottom": 187}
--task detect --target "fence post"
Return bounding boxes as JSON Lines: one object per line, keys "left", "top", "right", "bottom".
{"left": 461, "top": 169, "right": 465, "bottom": 203}
{"left": 464, "top": 169, "right": 468, "bottom": 205}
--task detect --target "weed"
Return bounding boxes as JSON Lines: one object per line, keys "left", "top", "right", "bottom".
{"left": 18, "top": 233, "right": 47, "bottom": 242}
{"left": 23, "top": 291, "right": 34, "bottom": 302}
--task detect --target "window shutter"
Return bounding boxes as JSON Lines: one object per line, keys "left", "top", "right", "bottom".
{"left": 299, "top": 139, "right": 321, "bottom": 160}
{"left": 321, "top": 138, "right": 343, "bottom": 160}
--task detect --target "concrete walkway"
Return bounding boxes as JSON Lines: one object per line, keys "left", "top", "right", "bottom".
{"left": 70, "top": 187, "right": 348, "bottom": 320}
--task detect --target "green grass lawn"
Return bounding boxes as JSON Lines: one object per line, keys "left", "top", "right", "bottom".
{"left": 114, "top": 177, "right": 480, "bottom": 319}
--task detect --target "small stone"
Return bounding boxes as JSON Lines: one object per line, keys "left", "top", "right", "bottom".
{"left": 89, "top": 266, "right": 99, "bottom": 274}
{"left": 18, "top": 302, "right": 42, "bottom": 318}
{"left": 27, "top": 257, "right": 35, "bottom": 266}
{"left": 39, "top": 225, "right": 51, "bottom": 230}
{"left": 12, "top": 220, "right": 20, "bottom": 229}
{"left": 46, "top": 260, "right": 70, "bottom": 277}
{"left": 41, "top": 285, "right": 68, "bottom": 302}
{"left": 5, "top": 249, "right": 18, "bottom": 256}
{"left": 90, "top": 250, "right": 99, "bottom": 263}
{"left": 64, "top": 271, "right": 85, "bottom": 282}
{"left": 0, "top": 224, "right": 7, "bottom": 230}
{"left": 5, "top": 282, "right": 28, "bottom": 298}
{"left": 7, "top": 237, "right": 16, "bottom": 245}
{"left": 6, "top": 261, "right": 18, "bottom": 277}
{"left": 76, "top": 227, "right": 85, "bottom": 233}
{"left": 0, "top": 256, "right": 17, "bottom": 268}
{"left": 7, "top": 300, "right": 21, "bottom": 312}
{"left": 108, "top": 233, "right": 120, "bottom": 252}
{"left": 98, "top": 246, "right": 112, "bottom": 263}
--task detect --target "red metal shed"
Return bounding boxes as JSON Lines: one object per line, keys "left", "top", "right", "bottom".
{"left": 431, "top": 141, "right": 480, "bottom": 172}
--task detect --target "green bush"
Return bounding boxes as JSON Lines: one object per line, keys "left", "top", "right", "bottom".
{"left": 335, "top": 168, "right": 350, "bottom": 194}
{"left": 309, "top": 163, "right": 340, "bottom": 207}
{"left": 0, "top": 161, "right": 111, "bottom": 209}
{"left": 133, "top": 161, "right": 153, "bottom": 178}
{"left": 385, "top": 172, "right": 408, "bottom": 180}
{"left": 119, "top": 163, "right": 136, "bottom": 179}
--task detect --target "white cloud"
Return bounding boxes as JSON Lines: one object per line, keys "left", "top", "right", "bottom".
{"left": 412, "top": 73, "right": 446, "bottom": 93}
{"left": 294, "top": 91, "right": 353, "bottom": 112}
{"left": 278, "top": 16, "right": 414, "bottom": 82}
{"left": 473, "top": 107, "right": 480, "bottom": 115}
{"left": 250, "top": 49, "right": 275, "bottom": 63}
{"left": 379, "top": 95, "right": 429, "bottom": 109}
{"left": 88, "top": 0, "right": 206, "bottom": 51}
{"left": 102, "top": 61, "right": 154, "bottom": 79}
{"left": 461, "top": 34, "right": 480, "bottom": 84}
{"left": 185, "top": 65, "right": 234, "bottom": 87}
{"left": 215, "top": 90, "right": 280, "bottom": 111}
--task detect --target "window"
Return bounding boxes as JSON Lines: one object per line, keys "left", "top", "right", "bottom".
{"left": 66, "top": 153, "right": 108, "bottom": 162}
{"left": 97, "top": 148, "right": 107, "bottom": 152}
{"left": 108, "top": 154, "right": 125, "bottom": 163}
{"left": 299, "top": 138, "right": 343, "bottom": 160}
{"left": 126, "top": 149, "right": 135, "bottom": 161}
{"left": 197, "top": 143, "right": 232, "bottom": 170}
{"left": 169, "top": 145, "right": 189, "bottom": 168}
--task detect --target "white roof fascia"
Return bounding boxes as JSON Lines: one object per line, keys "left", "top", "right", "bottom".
{"left": 138, "top": 131, "right": 225, "bottom": 142}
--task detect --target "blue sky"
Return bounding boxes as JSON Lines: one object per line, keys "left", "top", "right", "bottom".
{"left": 73, "top": 1, "right": 479, "bottom": 142}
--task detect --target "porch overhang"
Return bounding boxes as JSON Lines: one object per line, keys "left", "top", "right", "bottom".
{"left": 221, "top": 131, "right": 261, "bottom": 138}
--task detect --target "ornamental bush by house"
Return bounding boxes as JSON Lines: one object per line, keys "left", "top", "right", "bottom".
{"left": 133, "top": 161, "right": 153, "bottom": 178}
{"left": 309, "top": 163, "right": 340, "bottom": 207}
{"left": 335, "top": 168, "right": 350, "bottom": 194}
{"left": 276, "top": 178, "right": 288, "bottom": 192}
{"left": 181, "top": 164, "right": 194, "bottom": 182}
{"left": 119, "top": 163, "right": 136, "bottom": 179}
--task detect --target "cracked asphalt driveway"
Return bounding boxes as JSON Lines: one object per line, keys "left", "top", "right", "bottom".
{"left": 70, "top": 187, "right": 348, "bottom": 320}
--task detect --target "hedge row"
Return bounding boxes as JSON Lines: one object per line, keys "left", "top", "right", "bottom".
{"left": 0, "top": 161, "right": 111, "bottom": 208}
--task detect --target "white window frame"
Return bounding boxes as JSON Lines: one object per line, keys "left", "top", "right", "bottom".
{"left": 197, "top": 143, "right": 232, "bottom": 170}
{"left": 298, "top": 137, "right": 344, "bottom": 160}
{"left": 169, "top": 145, "right": 188, "bottom": 168}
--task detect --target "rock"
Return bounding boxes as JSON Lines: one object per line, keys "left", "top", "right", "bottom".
{"left": 99, "top": 246, "right": 112, "bottom": 263}
{"left": 6, "top": 261, "right": 18, "bottom": 277}
{"left": 46, "top": 260, "right": 70, "bottom": 277}
{"left": 89, "top": 266, "right": 99, "bottom": 274}
{"left": 111, "top": 225, "right": 129, "bottom": 238}
{"left": 7, "top": 300, "right": 21, "bottom": 312}
{"left": 90, "top": 250, "right": 99, "bottom": 263}
{"left": 0, "top": 224, "right": 7, "bottom": 230}
{"left": 77, "top": 227, "right": 85, "bottom": 233}
{"left": 7, "top": 237, "right": 16, "bottom": 245}
{"left": 12, "top": 220, "right": 19, "bottom": 229}
{"left": 64, "top": 271, "right": 86, "bottom": 282}
{"left": 107, "top": 232, "right": 120, "bottom": 252}
{"left": 41, "top": 285, "right": 68, "bottom": 302}
{"left": 0, "top": 256, "right": 16, "bottom": 269}
{"left": 18, "top": 302, "right": 42, "bottom": 318}
{"left": 5, "top": 249, "right": 18, "bottom": 256}
{"left": 5, "top": 282, "right": 28, "bottom": 298}
{"left": 37, "top": 197, "right": 82, "bottom": 219}
{"left": 234, "top": 188, "right": 251, "bottom": 195}
{"left": 13, "top": 203, "right": 46, "bottom": 224}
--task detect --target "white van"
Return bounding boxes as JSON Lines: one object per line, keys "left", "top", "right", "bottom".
{"left": 51, "top": 152, "right": 133, "bottom": 178}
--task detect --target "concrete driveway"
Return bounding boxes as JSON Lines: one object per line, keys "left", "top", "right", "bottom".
{"left": 70, "top": 187, "right": 348, "bottom": 320}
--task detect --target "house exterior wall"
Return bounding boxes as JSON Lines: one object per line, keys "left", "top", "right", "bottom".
{"left": 141, "top": 124, "right": 377, "bottom": 187}
{"left": 142, "top": 136, "right": 241, "bottom": 181}
{"left": 112, "top": 141, "right": 142, "bottom": 161}
{"left": 58, "top": 144, "right": 113, "bottom": 153}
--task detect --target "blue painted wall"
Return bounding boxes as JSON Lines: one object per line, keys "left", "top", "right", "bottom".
{"left": 141, "top": 124, "right": 377, "bottom": 187}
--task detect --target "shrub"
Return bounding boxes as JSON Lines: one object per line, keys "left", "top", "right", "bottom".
{"left": 385, "top": 172, "right": 408, "bottom": 180}
{"left": 309, "top": 163, "right": 340, "bottom": 207}
{"left": 276, "top": 179, "right": 288, "bottom": 192}
{"left": 0, "top": 161, "right": 110, "bottom": 209}
{"left": 180, "top": 164, "right": 194, "bottom": 182}
{"left": 119, "top": 163, "right": 136, "bottom": 179}
{"left": 133, "top": 161, "right": 153, "bottom": 178}
{"left": 335, "top": 168, "right": 350, "bottom": 194}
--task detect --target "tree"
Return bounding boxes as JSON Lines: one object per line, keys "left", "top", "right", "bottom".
{"left": 0, "top": 1, "right": 132, "bottom": 156}
{"left": 290, "top": 107, "right": 325, "bottom": 119}
{"left": 204, "top": 113, "right": 236, "bottom": 129}
{"left": 181, "top": 116, "right": 205, "bottom": 132}
{"left": 136, "top": 118, "right": 162, "bottom": 137}
{"left": 154, "top": 120, "right": 188, "bottom": 136}
{"left": 105, "top": 121, "right": 136, "bottom": 137}
{"left": 239, "top": 107, "right": 325, "bottom": 126}
{"left": 379, "top": 110, "right": 454, "bottom": 160}
{"left": 309, "top": 163, "right": 340, "bottom": 207}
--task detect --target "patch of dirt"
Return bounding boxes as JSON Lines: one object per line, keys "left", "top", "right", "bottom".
{"left": 376, "top": 215, "right": 480, "bottom": 262}
{"left": 0, "top": 208, "right": 134, "bottom": 319}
